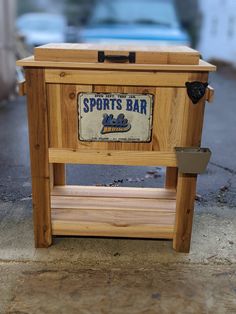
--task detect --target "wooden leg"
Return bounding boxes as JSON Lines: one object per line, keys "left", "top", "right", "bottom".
{"left": 165, "top": 167, "right": 178, "bottom": 189}
{"left": 53, "top": 164, "right": 66, "bottom": 185}
{"left": 26, "top": 68, "right": 52, "bottom": 248}
{"left": 173, "top": 173, "right": 197, "bottom": 253}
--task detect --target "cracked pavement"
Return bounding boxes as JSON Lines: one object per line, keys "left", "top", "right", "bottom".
{"left": 0, "top": 66, "right": 235, "bottom": 313}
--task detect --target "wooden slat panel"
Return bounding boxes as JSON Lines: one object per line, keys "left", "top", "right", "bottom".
{"left": 49, "top": 148, "right": 177, "bottom": 166}
{"left": 48, "top": 84, "right": 93, "bottom": 149}
{"left": 52, "top": 196, "right": 176, "bottom": 212}
{"left": 52, "top": 208, "right": 175, "bottom": 223}
{"left": 47, "top": 84, "right": 62, "bottom": 147}
{"left": 52, "top": 185, "right": 176, "bottom": 200}
{"left": 152, "top": 87, "right": 185, "bottom": 150}
{"left": 60, "top": 84, "right": 78, "bottom": 148}
{"left": 45, "top": 69, "right": 192, "bottom": 87}
{"left": 52, "top": 220, "right": 174, "bottom": 239}
{"left": 61, "top": 84, "right": 93, "bottom": 148}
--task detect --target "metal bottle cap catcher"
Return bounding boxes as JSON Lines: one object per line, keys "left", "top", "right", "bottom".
{"left": 186, "top": 81, "right": 209, "bottom": 104}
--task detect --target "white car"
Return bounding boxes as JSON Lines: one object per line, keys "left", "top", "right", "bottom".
{"left": 16, "top": 13, "right": 67, "bottom": 47}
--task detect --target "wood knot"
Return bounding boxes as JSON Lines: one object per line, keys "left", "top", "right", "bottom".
{"left": 60, "top": 72, "right": 66, "bottom": 77}
{"left": 113, "top": 223, "right": 129, "bottom": 227}
{"left": 34, "top": 144, "right": 40, "bottom": 150}
{"left": 69, "top": 92, "right": 76, "bottom": 99}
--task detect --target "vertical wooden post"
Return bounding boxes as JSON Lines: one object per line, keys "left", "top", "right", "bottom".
{"left": 25, "top": 68, "right": 52, "bottom": 248}
{"left": 53, "top": 164, "right": 66, "bottom": 185}
{"left": 173, "top": 173, "right": 197, "bottom": 252}
{"left": 165, "top": 167, "right": 178, "bottom": 189}
{"left": 173, "top": 72, "right": 209, "bottom": 252}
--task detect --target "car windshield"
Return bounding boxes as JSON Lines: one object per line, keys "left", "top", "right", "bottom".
{"left": 90, "top": 0, "right": 178, "bottom": 28}
{"left": 17, "top": 16, "right": 65, "bottom": 32}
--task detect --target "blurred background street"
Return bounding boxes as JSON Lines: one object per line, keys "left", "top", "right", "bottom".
{"left": 0, "top": 0, "right": 236, "bottom": 313}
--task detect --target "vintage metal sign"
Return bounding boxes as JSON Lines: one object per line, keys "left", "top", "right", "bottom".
{"left": 78, "top": 93, "right": 154, "bottom": 142}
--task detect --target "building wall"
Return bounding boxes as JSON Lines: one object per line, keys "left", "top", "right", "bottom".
{"left": 198, "top": 0, "right": 236, "bottom": 65}
{"left": 0, "top": 0, "right": 16, "bottom": 101}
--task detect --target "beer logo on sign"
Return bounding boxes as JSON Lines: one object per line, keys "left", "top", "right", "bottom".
{"left": 101, "top": 113, "right": 131, "bottom": 134}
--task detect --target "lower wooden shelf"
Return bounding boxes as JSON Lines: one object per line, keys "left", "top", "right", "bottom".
{"left": 51, "top": 185, "right": 176, "bottom": 239}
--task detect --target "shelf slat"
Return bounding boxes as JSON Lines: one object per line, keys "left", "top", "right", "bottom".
{"left": 52, "top": 185, "right": 176, "bottom": 200}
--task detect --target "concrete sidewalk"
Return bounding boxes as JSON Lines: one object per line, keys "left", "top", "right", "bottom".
{"left": 0, "top": 66, "right": 235, "bottom": 313}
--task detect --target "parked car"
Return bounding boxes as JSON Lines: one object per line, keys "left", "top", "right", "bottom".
{"left": 16, "top": 13, "right": 67, "bottom": 47}
{"left": 80, "top": 0, "right": 190, "bottom": 46}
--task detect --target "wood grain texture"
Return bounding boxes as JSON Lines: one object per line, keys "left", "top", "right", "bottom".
{"left": 34, "top": 43, "right": 200, "bottom": 65}
{"left": 17, "top": 57, "right": 216, "bottom": 72}
{"left": 180, "top": 72, "right": 209, "bottom": 147}
{"left": 152, "top": 87, "right": 184, "bottom": 150}
{"left": 45, "top": 69, "right": 194, "bottom": 87}
{"left": 172, "top": 72, "right": 209, "bottom": 252}
{"left": 25, "top": 68, "right": 52, "bottom": 248}
{"left": 52, "top": 196, "right": 175, "bottom": 212}
{"left": 52, "top": 220, "right": 174, "bottom": 239}
{"left": 173, "top": 173, "right": 197, "bottom": 252}
{"left": 51, "top": 191, "right": 176, "bottom": 239}
{"left": 49, "top": 148, "right": 177, "bottom": 166}
{"left": 48, "top": 84, "right": 91, "bottom": 149}
{"left": 165, "top": 167, "right": 178, "bottom": 189}
{"left": 53, "top": 164, "right": 66, "bottom": 186}
{"left": 52, "top": 185, "right": 176, "bottom": 200}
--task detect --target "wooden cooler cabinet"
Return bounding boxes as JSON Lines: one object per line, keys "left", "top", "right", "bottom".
{"left": 17, "top": 44, "right": 216, "bottom": 252}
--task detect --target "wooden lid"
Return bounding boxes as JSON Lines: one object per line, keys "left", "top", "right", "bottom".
{"left": 34, "top": 43, "right": 200, "bottom": 65}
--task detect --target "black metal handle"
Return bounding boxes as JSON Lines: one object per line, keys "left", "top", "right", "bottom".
{"left": 98, "top": 51, "right": 136, "bottom": 63}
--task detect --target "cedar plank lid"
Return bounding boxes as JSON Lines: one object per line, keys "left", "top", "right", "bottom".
{"left": 34, "top": 43, "right": 200, "bottom": 65}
